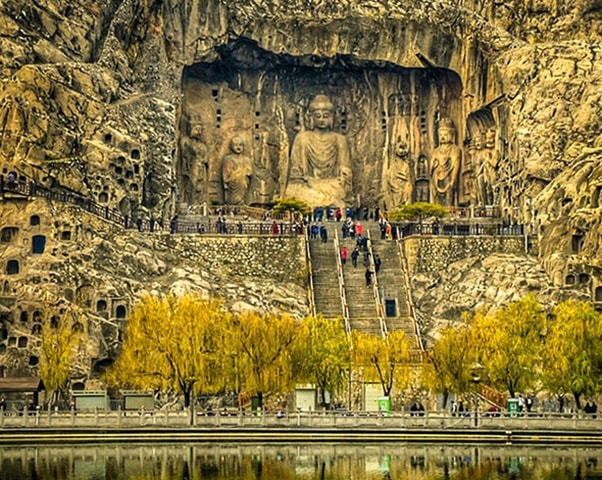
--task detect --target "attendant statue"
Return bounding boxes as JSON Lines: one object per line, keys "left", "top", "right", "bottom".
{"left": 221, "top": 136, "right": 253, "bottom": 205}
{"left": 386, "top": 140, "right": 412, "bottom": 207}
{"left": 475, "top": 128, "right": 498, "bottom": 205}
{"left": 286, "top": 94, "right": 353, "bottom": 207}
{"left": 430, "top": 118, "right": 461, "bottom": 206}
{"left": 179, "top": 121, "right": 208, "bottom": 205}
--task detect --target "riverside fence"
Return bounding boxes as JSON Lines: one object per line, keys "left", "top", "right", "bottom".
{"left": 2, "top": 408, "right": 602, "bottom": 431}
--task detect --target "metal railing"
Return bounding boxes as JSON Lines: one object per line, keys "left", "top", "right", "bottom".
{"left": 175, "top": 220, "right": 304, "bottom": 236}
{"left": 365, "top": 229, "right": 387, "bottom": 339}
{"left": 333, "top": 231, "right": 351, "bottom": 338}
{"left": 397, "top": 222, "right": 525, "bottom": 237}
{"left": 396, "top": 226, "right": 425, "bottom": 358}
{"left": 304, "top": 227, "right": 317, "bottom": 318}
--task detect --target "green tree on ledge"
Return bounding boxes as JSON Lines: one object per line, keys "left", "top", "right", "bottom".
{"left": 389, "top": 202, "right": 448, "bottom": 222}
{"left": 272, "top": 197, "right": 310, "bottom": 216}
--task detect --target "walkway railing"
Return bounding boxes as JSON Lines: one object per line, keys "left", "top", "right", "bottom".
{"left": 305, "top": 228, "right": 317, "bottom": 318}
{"left": 397, "top": 222, "right": 525, "bottom": 237}
{"left": 174, "top": 220, "right": 304, "bottom": 235}
{"left": 366, "top": 229, "right": 387, "bottom": 339}
{"left": 3, "top": 407, "right": 602, "bottom": 432}
{"left": 333, "top": 231, "right": 351, "bottom": 338}
{"left": 396, "top": 226, "right": 425, "bottom": 361}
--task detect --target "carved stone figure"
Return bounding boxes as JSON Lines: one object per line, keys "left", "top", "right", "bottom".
{"left": 386, "top": 140, "right": 412, "bottom": 207}
{"left": 221, "top": 136, "right": 253, "bottom": 205}
{"left": 286, "top": 94, "right": 352, "bottom": 207}
{"left": 415, "top": 154, "right": 430, "bottom": 202}
{"left": 476, "top": 128, "right": 498, "bottom": 205}
{"left": 461, "top": 138, "right": 477, "bottom": 204}
{"left": 249, "top": 133, "right": 278, "bottom": 206}
{"left": 430, "top": 118, "right": 461, "bottom": 206}
{"left": 180, "top": 121, "right": 208, "bottom": 205}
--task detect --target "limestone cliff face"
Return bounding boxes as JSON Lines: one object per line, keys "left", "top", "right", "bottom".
{"left": 0, "top": 0, "right": 601, "bottom": 380}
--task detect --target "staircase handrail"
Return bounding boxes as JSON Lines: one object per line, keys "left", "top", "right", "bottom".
{"left": 395, "top": 226, "right": 425, "bottom": 354}
{"left": 366, "top": 229, "right": 387, "bottom": 339}
{"left": 305, "top": 227, "right": 317, "bottom": 318}
{"left": 333, "top": 231, "right": 352, "bottom": 339}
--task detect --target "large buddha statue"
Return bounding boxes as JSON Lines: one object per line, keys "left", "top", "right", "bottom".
{"left": 430, "top": 118, "right": 461, "bottom": 207}
{"left": 286, "top": 94, "right": 352, "bottom": 207}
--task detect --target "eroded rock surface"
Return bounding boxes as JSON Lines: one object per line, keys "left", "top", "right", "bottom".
{"left": 1, "top": 0, "right": 601, "bottom": 380}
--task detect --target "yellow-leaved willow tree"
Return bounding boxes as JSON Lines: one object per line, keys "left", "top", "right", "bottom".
{"left": 39, "top": 317, "right": 81, "bottom": 409}
{"left": 541, "top": 299, "right": 602, "bottom": 410}
{"left": 351, "top": 330, "right": 411, "bottom": 398}
{"left": 471, "top": 295, "right": 546, "bottom": 398}
{"left": 297, "top": 315, "right": 350, "bottom": 407}
{"left": 421, "top": 316, "right": 475, "bottom": 411}
{"left": 104, "top": 293, "right": 229, "bottom": 412}
{"left": 227, "top": 310, "right": 303, "bottom": 409}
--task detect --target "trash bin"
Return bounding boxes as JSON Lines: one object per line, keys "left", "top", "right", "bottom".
{"left": 378, "top": 396, "right": 391, "bottom": 417}
{"left": 385, "top": 300, "right": 396, "bottom": 317}
{"left": 507, "top": 398, "right": 519, "bottom": 417}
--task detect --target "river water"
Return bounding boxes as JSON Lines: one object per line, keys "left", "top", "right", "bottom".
{"left": 0, "top": 443, "right": 600, "bottom": 479}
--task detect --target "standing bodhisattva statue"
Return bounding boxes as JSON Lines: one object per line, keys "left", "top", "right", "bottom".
{"left": 221, "top": 136, "right": 253, "bottom": 205}
{"left": 430, "top": 118, "right": 461, "bottom": 207}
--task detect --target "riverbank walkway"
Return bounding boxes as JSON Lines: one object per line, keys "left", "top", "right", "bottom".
{"left": 2, "top": 409, "right": 602, "bottom": 445}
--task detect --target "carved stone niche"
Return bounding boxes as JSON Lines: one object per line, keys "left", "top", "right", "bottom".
{"left": 178, "top": 39, "right": 463, "bottom": 209}
{"left": 465, "top": 108, "right": 500, "bottom": 207}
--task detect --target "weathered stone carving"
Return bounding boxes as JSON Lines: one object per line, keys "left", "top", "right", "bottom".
{"left": 286, "top": 94, "right": 352, "bottom": 207}
{"left": 430, "top": 118, "right": 461, "bottom": 207}
{"left": 221, "top": 136, "right": 253, "bottom": 205}
{"left": 414, "top": 154, "right": 430, "bottom": 203}
{"left": 385, "top": 140, "right": 412, "bottom": 208}
{"left": 474, "top": 128, "right": 499, "bottom": 206}
{"left": 179, "top": 119, "right": 208, "bottom": 206}
{"left": 248, "top": 132, "right": 279, "bottom": 206}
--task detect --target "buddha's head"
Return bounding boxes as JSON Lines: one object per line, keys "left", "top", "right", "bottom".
{"left": 308, "top": 94, "right": 335, "bottom": 130}
{"left": 229, "top": 136, "right": 244, "bottom": 154}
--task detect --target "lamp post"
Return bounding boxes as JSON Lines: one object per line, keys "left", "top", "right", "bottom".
{"left": 471, "top": 363, "right": 484, "bottom": 427}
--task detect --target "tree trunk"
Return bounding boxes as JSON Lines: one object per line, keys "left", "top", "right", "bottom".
{"left": 574, "top": 392, "right": 582, "bottom": 411}
{"left": 442, "top": 390, "right": 449, "bottom": 412}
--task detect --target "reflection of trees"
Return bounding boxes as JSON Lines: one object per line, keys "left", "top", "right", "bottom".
{"left": 0, "top": 444, "right": 598, "bottom": 479}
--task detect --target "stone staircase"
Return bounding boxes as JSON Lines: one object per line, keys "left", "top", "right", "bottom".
{"left": 308, "top": 232, "right": 344, "bottom": 319}
{"left": 370, "top": 234, "right": 422, "bottom": 350}
{"left": 340, "top": 227, "right": 381, "bottom": 336}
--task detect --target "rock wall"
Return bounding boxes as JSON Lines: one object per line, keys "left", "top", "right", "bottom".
{"left": 0, "top": 0, "right": 601, "bottom": 380}
{"left": 404, "top": 235, "right": 588, "bottom": 345}
{"left": 405, "top": 235, "right": 529, "bottom": 274}
{"left": 0, "top": 198, "right": 307, "bottom": 378}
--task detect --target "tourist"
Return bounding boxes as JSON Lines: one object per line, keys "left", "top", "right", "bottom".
{"left": 351, "top": 247, "right": 359, "bottom": 268}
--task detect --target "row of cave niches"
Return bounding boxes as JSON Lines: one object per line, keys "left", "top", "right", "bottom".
{"left": 209, "top": 99, "right": 429, "bottom": 138}
{"left": 0, "top": 302, "right": 128, "bottom": 367}
{"left": 1, "top": 215, "right": 71, "bottom": 276}
{"left": 564, "top": 273, "right": 602, "bottom": 303}
{"left": 98, "top": 133, "right": 143, "bottom": 202}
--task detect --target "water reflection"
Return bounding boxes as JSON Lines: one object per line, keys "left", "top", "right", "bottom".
{"left": 0, "top": 443, "right": 601, "bottom": 480}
